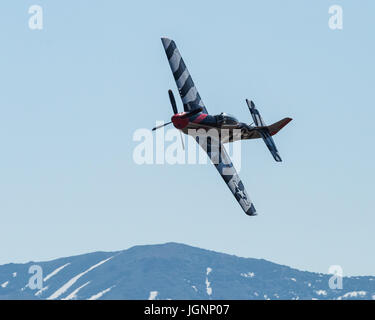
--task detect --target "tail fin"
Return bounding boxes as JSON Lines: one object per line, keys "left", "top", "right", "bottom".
{"left": 267, "top": 118, "right": 293, "bottom": 136}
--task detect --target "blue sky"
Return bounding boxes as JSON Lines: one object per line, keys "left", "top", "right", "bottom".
{"left": 0, "top": 1, "right": 374, "bottom": 276}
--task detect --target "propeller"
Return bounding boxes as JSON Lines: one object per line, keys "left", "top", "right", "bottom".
{"left": 179, "top": 130, "right": 185, "bottom": 150}
{"left": 152, "top": 121, "right": 172, "bottom": 131}
{"left": 152, "top": 90, "right": 203, "bottom": 131}
{"left": 169, "top": 89, "right": 186, "bottom": 150}
{"left": 169, "top": 89, "right": 178, "bottom": 114}
{"left": 152, "top": 90, "right": 203, "bottom": 150}
{"left": 152, "top": 90, "right": 178, "bottom": 131}
{"left": 179, "top": 107, "right": 203, "bottom": 119}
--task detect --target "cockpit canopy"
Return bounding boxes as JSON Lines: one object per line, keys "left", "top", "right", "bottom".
{"left": 215, "top": 113, "right": 239, "bottom": 126}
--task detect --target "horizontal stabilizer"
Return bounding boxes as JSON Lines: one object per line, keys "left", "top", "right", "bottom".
{"left": 245, "top": 99, "right": 292, "bottom": 162}
{"left": 246, "top": 99, "right": 266, "bottom": 126}
{"left": 258, "top": 118, "right": 292, "bottom": 162}
{"left": 257, "top": 130, "right": 281, "bottom": 162}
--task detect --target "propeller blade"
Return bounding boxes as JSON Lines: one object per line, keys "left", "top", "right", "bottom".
{"left": 179, "top": 130, "right": 185, "bottom": 150}
{"left": 152, "top": 121, "right": 172, "bottom": 131}
{"left": 168, "top": 90, "right": 178, "bottom": 114}
{"left": 180, "top": 107, "right": 203, "bottom": 119}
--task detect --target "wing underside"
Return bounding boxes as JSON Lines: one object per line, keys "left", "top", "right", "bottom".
{"left": 196, "top": 135, "right": 257, "bottom": 216}
{"left": 161, "top": 37, "right": 207, "bottom": 113}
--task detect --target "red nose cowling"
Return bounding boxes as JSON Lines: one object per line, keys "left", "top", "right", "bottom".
{"left": 171, "top": 113, "right": 189, "bottom": 129}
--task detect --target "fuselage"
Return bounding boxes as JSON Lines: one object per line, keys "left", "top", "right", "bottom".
{"left": 171, "top": 111, "right": 261, "bottom": 143}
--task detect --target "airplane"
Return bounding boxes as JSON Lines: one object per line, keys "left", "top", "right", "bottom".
{"left": 153, "top": 37, "right": 292, "bottom": 216}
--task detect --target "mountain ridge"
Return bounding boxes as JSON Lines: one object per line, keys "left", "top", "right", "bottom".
{"left": 0, "top": 242, "right": 374, "bottom": 300}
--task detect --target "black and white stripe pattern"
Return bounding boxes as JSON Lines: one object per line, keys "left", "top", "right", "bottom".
{"left": 161, "top": 38, "right": 256, "bottom": 216}
{"left": 161, "top": 38, "right": 207, "bottom": 113}
{"left": 195, "top": 134, "right": 257, "bottom": 216}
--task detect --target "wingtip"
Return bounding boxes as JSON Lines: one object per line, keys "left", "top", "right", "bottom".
{"left": 246, "top": 203, "right": 257, "bottom": 216}
{"left": 275, "top": 153, "right": 282, "bottom": 162}
{"left": 245, "top": 99, "right": 255, "bottom": 109}
{"left": 161, "top": 37, "right": 173, "bottom": 47}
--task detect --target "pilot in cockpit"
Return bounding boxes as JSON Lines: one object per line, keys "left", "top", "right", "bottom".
{"left": 215, "top": 113, "right": 239, "bottom": 127}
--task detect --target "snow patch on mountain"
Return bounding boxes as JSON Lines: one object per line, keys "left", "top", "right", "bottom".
{"left": 205, "top": 278, "right": 212, "bottom": 296}
{"left": 44, "top": 263, "right": 70, "bottom": 282}
{"left": 337, "top": 291, "right": 367, "bottom": 300}
{"left": 241, "top": 272, "right": 255, "bottom": 278}
{"left": 47, "top": 257, "right": 113, "bottom": 300}
{"left": 88, "top": 286, "right": 115, "bottom": 300}
{"left": 148, "top": 291, "right": 158, "bottom": 300}
{"left": 315, "top": 290, "right": 327, "bottom": 296}
{"left": 35, "top": 286, "right": 49, "bottom": 297}
{"left": 63, "top": 281, "right": 90, "bottom": 300}
{"left": 205, "top": 267, "right": 212, "bottom": 296}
